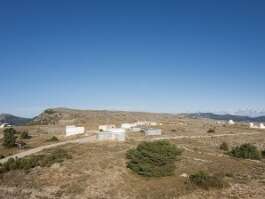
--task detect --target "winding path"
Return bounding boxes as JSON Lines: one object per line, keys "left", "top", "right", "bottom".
{"left": 0, "top": 135, "right": 96, "bottom": 164}
{"left": 1, "top": 131, "right": 263, "bottom": 164}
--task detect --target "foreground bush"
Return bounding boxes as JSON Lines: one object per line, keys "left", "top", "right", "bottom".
{"left": 0, "top": 148, "right": 71, "bottom": 173}
{"left": 127, "top": 140, "right": 182, "bottom": 177}
{"left": 189, "top": 171, "right": 226, "bottom": 190}
{"left": 228, "top": 143, "right": 261, "bottom": 160}
{"left": 2, "top": 128, "right": 17, "bottom": 148}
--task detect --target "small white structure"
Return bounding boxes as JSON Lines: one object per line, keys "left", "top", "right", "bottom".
{"left": 260, "top": 123, "right": 265, "bottom": 129}
{"left": 65, "top": 125, "right": 85, "bottom": 136}
{"left": 121, "top": 123, "right": 137, "bottom": 129}
{"left": 107, "top": 128, "right": 126, "bottom": 133}
{"left": 97, "top": 131, "right": 126, "bottom": 141}
{"left": 250, "top": 122, "right": 256, "bottom": 128}
{"left": 0, "top": 123, "right": 12, "bottom": 128}
{"left": 150, "top": 122, "right": 158, "bottom": 126}
{"left": 228, "top": 120, "right": 235, "bottom": 125}
{"left": 145, "top": 128, "right": 162, "bottom": 136}
{"left": 249, "top": 122, "right": 265, "bottom": 129}
{"left": 98, "top": 124, "right": 115, "bottom": 131}
{"left": 130, "top": 127, "right": 142, "bottom": 132}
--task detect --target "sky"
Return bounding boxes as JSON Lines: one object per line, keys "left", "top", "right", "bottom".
{"left": 0, "top": 0, "right": 265, "bottom": 117}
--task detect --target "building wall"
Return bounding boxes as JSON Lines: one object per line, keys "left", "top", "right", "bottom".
{"left": 97, "top": 131, "right": 126, "bottom": 141}
{"left": 66, "top": 126, "right": 85, "bottom": 136}
{"left": 145, "top": 129, "right": 162, "bottom": 136}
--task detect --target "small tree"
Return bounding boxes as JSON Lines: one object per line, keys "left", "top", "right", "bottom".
{"left": 127, "top": 140, "right": 182, "bottom": 177}
{"left": 20, "top": 131, "right": 30, "bottom": 139}
{"left": 220, "top": 142, "right": 229, "bottom": 151}
{"left": 3, "top": 128, "right": 17, "bottom": 148}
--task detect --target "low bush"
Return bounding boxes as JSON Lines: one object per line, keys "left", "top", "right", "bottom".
{"left": 189, "top": 171, "right": 226, "bottom": 190}
{"left": 46, "top": 136, "right": 59, "bottom": 142}
{"left": 0, "top": 148, "right": 71, "bottom": 173}
{"left": 228, "top": 143, "right": 261, "bottom": 160}
{"left": 127, "top": 140, "right": 182, "bottom": 177}
{"left": 207, "top": 128, "right": 215, "bottom": 133}
{"left": 261, "top": 149, "right": 265, "bottom": 158}
{"left": 220, "top": 142, "right": 229, "bottom": 151}
{"left": 20, "top": 131, "right": 31, "bottom": 139}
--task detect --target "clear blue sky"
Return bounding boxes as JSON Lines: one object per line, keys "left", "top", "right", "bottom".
{"left": 1, "top": 0, "right": 265, "bottom": 117}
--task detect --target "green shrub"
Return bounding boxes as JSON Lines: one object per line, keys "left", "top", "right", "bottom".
{"left": 261, "top": 149, "right": 265, "bottom": 158}
{"left": 0, "top": 148, "right": 71, "bottom": 173}
{"left": 127, "top": 140, "right": 182, "bottom": 177}
{"left": 2, "top": 128, "right": 17, "bottom": 148}
{"left": 228, "top": 143, "right": 261, "bottom": 160}
{"left": 220, "top": 142, "right": 229, "bottom": 151}
{"left": 20, "top": 131, "right": 31, "bottom": 139}
{"left": 207, "top": 128, "right": 215, "bottom": 133}
{"left": 189, "top": 171, "right": 226, "bottom": 190}
{"left": 46, "top": 136, "right": 59, "bottom": 142}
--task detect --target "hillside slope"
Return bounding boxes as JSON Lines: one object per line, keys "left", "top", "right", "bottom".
{"left": 186, "top": 113, "right": 265, "bottom": 122}
{"left": 31, "top": 108, "right": 178, "bottom": 127}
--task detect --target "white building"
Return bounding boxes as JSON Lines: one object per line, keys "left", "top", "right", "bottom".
{"left": 145, "top": 128, "right": 162, "bottom": 136}
{"left": 97, "top": 131, "right": 126, "bottom": 141}
{"left": 65, "top": 125, "right": 85, "bottom": 136}
{"left": 98, "top": 124, "right": 116, "bottom": 131}
{"left": 228, "top": 120, "right": 235, "bottom": 125}
{"left": 260, "top": 123, "right": 265, "bottom": 129}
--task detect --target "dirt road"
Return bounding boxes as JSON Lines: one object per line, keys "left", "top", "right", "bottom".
{"left": 0, "top": 135, "right": 96, "bottom": 164}
{"left": 151, "top": 131, "right": 264, "bottom": 141}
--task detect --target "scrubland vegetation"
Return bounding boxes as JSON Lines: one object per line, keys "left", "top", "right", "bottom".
{"left": 127, "top": 140, "right": 182, "bottom": 177}
{"left": 0, "top": 148, "right": 71, "bottom": 174}
{"left": 227, "top": 143, "right": 262, "bottom": 160}
{"left": 189, "top": 171, "right": 227, "bottom": 190}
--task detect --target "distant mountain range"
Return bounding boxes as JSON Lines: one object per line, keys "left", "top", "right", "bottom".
{"left": 0, "top": 114, "right": 32, "bottom": 126}
{"left": 1, "top": 108, "right": 265, "bottom": 126}
{"left": 186, "top": 113, "right": 265, "bottom": 122}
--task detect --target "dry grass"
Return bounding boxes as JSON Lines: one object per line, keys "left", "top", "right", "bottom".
{"left": 0, "top": 117, "right": 265, "bottom": 198}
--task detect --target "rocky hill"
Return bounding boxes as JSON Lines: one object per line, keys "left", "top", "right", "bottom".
{"left": 31, "top": 108, "right": 178, "bottom": 128}
{"left": 0, "top": 114, "right": 32, "bottom": 125}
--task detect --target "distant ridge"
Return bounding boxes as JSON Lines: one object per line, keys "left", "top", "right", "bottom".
{"left": 186, "top": 112, "right": 265, "bottom": 122}
{"left": 0, "top": 114, "right": 32, "bottom": 125}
